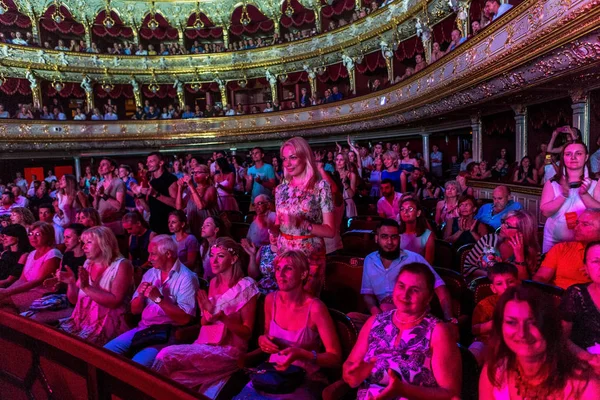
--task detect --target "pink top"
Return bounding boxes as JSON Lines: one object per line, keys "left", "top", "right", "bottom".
{"left": 22, "top": 248, "right": 62, "bottom": 281}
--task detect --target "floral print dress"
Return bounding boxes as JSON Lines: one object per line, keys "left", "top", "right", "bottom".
{"left": 257, "top": 245, "right": 278, "bottom": 294}
{"left": 275, "top": 180, "right": 333, "bottom": 294}
{"left": 357, "top": 311, "right": 440, "bottom": 400}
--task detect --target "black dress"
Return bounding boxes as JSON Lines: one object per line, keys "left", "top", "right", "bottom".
{"left": 560, "top": 283, "right": 600, "bottom": 351}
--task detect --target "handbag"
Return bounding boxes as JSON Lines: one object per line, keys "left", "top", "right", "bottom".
{"left": 29, "top": 294, "right": 69, "bottom": 311}
{"left": 130, "top": 324, "right": 172, "bottom": 354}
{"left": 196, "top": 323, "right": 226, "bottom": 345}
{"left": 250, "top": 362, "right": 306, "bottom": 394}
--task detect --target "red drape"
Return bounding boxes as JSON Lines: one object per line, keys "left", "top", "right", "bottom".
{"left": 282, "top": 71, "right": 308, "bottom": 85}
{"left": 357, "top": 51, "right": 387, "bottom": 73}
{"left": 139, "top": 12, "right": 178, "bottom": 40}
{"left": 0, "top": 0, "right": 31, "bottom": 27}
{"left": 230, "top": 5, "right": 274, "bottom": 36}
{"left": 40, "top": 5, "right": 85, "bottom": 35}
{"left": 280, "top": 0, "right": 316, "bottom": 28}
{"left": 92, "top": 10, "right": 133, "bottom": 38}
{"left": 394, "top": 36, "right": 424, "bottom": 61}
{"left": 317, "top": 63, "right": 348, "bottom": 82}
{"left": 432, "top": 13, "right": 456, "bottom": 45}
{"left": 95, "top": 84, "right": 134, "bottom": 99}
{"left": 185, "top": 82, "right": 220, "bottom": 93}
{"left": 320, "top": 0, "right": 355, "bottom": 18}
{"left": 142, "top": 84, "right": 177, "bottom": 98}
{"left": 0, "top": 78, "right": 32, "bottom": 95}
{"left": 227, "top": 77, "right": 269, "bottom": 91}
{"left": 184, "top": 12, "right": 223, "bottom": 39}
{"left": 45, "top": 82, "right": 85, "bottom": 98}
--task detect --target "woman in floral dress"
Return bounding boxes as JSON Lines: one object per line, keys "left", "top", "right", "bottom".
{"left": 275, "top": 137, "right": 335, "bottom": 296}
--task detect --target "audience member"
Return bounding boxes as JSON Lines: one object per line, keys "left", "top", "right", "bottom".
{"left": 123, "top": 212, "right": 156, "bottom": 272}
{"left": 444, "top": 194, "right": 489, "bottom": 248}
{"left": 484, "top": 0, "right": 513, "bottom": 21}
{"left": 242, "top": 229, "right": 279, "bottom": 294}
{"left": 397, "top": 195, "right": 435, "bottom": 264}
{"left": 0, "top": 224, "right": 31, "bottom": 288}
{"left": 434, "top": 180, "right": 460, "bottom": 226}
{"left": 168, "top": 210, "right": 199, "bottom": 269}
{"left": 214, "top": 158, "right": 239, "bottom": 212}
{"left": 246, "top": 194, "right": 275, "bottom": 247}
{"left": 512, "top": 156, "right": 538, "bottom": 185}
{"left": 93, "top": 158, "right": 126, "bottom": 235}
{"left": 0, "top": 191, "right": 17, "bottom": 217}
{"left": 175, "top": 164, "right": 218, "bottom": 240}
{"left": 76, "top": 207, "right": 101, "bottom": 227}
{"left": 335, "top": 152, "right": 358, "bottom": 218}
{"left": 10, "top": 207, "right": 35, "bottom": 231}
{"left": 377, "top": 179, "right": 402, "bottom": 219}
{"left": 38, "top": 203, "right": 64, "bottom": 245}
{"left": 475, "top": 185, "right": 522, "bottom": 230}
{"left": 382, "top": 151, "right": 402, "bottom": 192}
{"left": 246, "top": 147, "right": 276, "bottom": 207}
{"left": 143, "top": 152, "right": 178, "bottom": 234}
{"left": 198, "top": 216, "right": 226, "bottom": 281}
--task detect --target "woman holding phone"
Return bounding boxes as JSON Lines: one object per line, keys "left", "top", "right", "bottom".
{"left": 541, "top": 140, "right": 600, "bottom": 253}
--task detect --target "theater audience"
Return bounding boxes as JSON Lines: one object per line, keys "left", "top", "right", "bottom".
{"left": 377, "top": 179, "right": 402, "bottom": 219}
{"left": 469, "top": 263, "right": 519, "bottom": 365}
{"left": 57, "top": 226, "right": 133, "bottom": 345}
{"left": 464, "top": 210, "right": 539, "bottom": 280}
{"left": 93, "top": 158, "right": 126, "bottom": 235}
{"left": 397, "top": 195, "right": 435, "bottom": 265}
{"left": 143, "top": 152, "right": 178, "bottom": 234}
{"left": 104, "top": 235, "right": 199, "bottom": 367}
{"left": 344, "top": 263, "right": 461, "bottom": 399}
{"left": 168, "top": 210, "right": 199, "bottom": 269}
{"left": 533, "top": 209, "right": 600, "bottom": 289}
{"left": 152, "top": 238, "right": 259, "bottom": 393}
{"left": 38, "top": 203, "right": 64, "bottom": 245}
{"left": 10, "top": 207, "right": 36, "bottom": 231}
{"left": 175, "top": 164, "right": 218, "bottom": 240}
{"left": 123, "top": 212, "right": 156, "bottom": 272}
{"left": 435, "top": 180, "right": 460, "bottom": 226}
{"left": 242, "top": 230, "right": 279, "bottom": 295}
{"left": 512, "top": 156, "right": 538, "bottom": 185}
{"left": 479, "top": 286, "right": 600, "bottom": 399}
{"left": 234, "top": 250, "right": 342, "bottom": 399}
{"left": 275, "top": 137, "right": 335, "bottom": 296}
{"left": 540, "top": 140, "right": 600, "bottom": 253}
{"left": 246, "top": 194, "right": 276, "bottom": 247}
{"left": 475, "top": 185, "right": 522, "bottom": 230}
{"left": 199, "top": 216, "right": 226, "bottom": 281}
{"left": 444, "top": 195, "right": 489, "bottom": 248}
{"left": 0, "top": 224, "right": 31, "bottom": 288}
{"left": 0, "top": 222, "right": 61, "bottom": 313}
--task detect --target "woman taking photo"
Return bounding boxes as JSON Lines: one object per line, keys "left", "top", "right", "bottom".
{"left": 275, "top": 137, "right": 335, "bottom": 296}
{"left": 480, "top": 286, "right": 600, "bottom": 399}
{"left": 0, "top": 224, "right": 31, "bottom": 288}
{"left": 464, "top": 210, "right": 539, "bottom": 281}
{"left": 214, "top": 158, "right": 239, "bottom": 212}
{"left": 199, "top": 216, "right": 227, "bottom": 281}
{"left": 512, "top": 156, "right": 538, "bottom": 185}
{"left": 152, "top": 238, "right": 259, "bottom": 394}
{"left": 335, "top": 152, "right": 358, "bottom": 218}
{"left": 443, "top": 195, "right": 489, "bottom": 248}
{"left": 540, "top": 140, "right": 600, "bottom": 253}
{"left": 234, "top": 250, "right": 342, "bottom": 399}
{"left": 241, "top": 230, "right": 279, "bottom": 294}
{"left": 176, "top": 164, "right": 218, "bottom": 239}
{"left": 58, "top": 226, "right": 133, "bottom": 345}
{"left": 435, "top": 180, "right": 461, "bottom": 226}
{"left": 0, "top": 222, "right": 61, "bottom": 313}
{"left": 398, "top": 196, "right": 436, "bottom": 265}
{"left": 168, "top": 210, "right": 200, "bottom": 269}
{"left": 561, "top": 241, "right": 600, "bottom": 373}
{"left": 343, "top": 263, "right": 461, "bottom": 399}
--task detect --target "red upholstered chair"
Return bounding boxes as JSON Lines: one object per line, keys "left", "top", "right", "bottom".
{"left": 322, "top": 255, "right": 366, "bottom": 314}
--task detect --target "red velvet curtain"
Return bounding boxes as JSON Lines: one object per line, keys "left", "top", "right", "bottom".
{"left": 357, "top": 51, "right": 387, "bottom": 73}
{"left": 0, "top": 78, "right": 32, "bottom": 95}
{"left": 227, "top": 77, "right": 268, "bottom": 91}
{"left": 95, "top": 84, "right": 134, "bottom": 99}
{"left": 283, "top": 71, "right": 308, "bottom": 85}
{"left": 93, "top": 10, "right": 133, "bottom": 38}
{"left": 45, "top": 82, "right": 85, "bottom": 98}
{"left": 320, "top": 0, "right": 355, "bottom": 18}
{"left": 0, "top": 0, "right": 31, "bottom": 27}
{"left": 280, "top": 0, "right": 316, "bottom": 28}
{"left": 394, "top": 36, "right": 424, "bottom": 61}
{"left": 317, "top": 63, "right": 348, "bottom": 82}
{"left": 230, "top": 5, "right": 274, "bottom": 36}
{"left": 432, "top": 14, "right": 456, "bottom": 45}
{"left": 142, "top": 84, "right": 177, "bottom": 98}
{"left": 139, "top": 13, "right": 178, "bottom": 40}
{"left": 185, "top": 83, "right": 220, "bottom": 93}
{"left": 40, "top": 5, "right": 85, "bottom": 35}
{"left": 184, "top": 12, "right": 223, "bottom": 39}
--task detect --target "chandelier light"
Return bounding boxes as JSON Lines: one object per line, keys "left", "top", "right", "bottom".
{"left": 285, "top": 0, "right": 295, "bottom": 17}
{"left": 52, "top": 1, "right": 65, "bottom": 24}
{"left": 240, "top": 4, "right": 251, "bottom": 26}
{"left": 316, "top": 65, "right": 327, "bottom": 76}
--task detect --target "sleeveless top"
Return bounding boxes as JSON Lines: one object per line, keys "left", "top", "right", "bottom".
{"left": 22, "top": 248, "right": 62, "bottom": 281}
{"left": 257, "top": 245, "right": 277, "bottom": 294}
{"left": 400, "top": 230, "right": 432, "bottom": 258}
{"left": 269, "top": 293, "right": 322, "bottom": 375}
{"left": 439, "top": 200, "right": 460, "bottom": 223}
{"left": 130, "top": 229, "right": 152, "bottom": 268}
{"left": 216, "top": 179, "right": 239, "bottom": 212}
{"left": 358, "top": 312, "right": 440, "bottom": 399}
{"left": 398, "top": 162, "right": 416, "bottom": 173}
{"left": 543, "top": 180, "right": 598, "bottom": 253}
{"left": 382, "top": 170, "right": 402, "bottom": 192}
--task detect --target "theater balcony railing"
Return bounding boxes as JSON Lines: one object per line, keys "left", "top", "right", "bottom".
{"left": 1, "top": 0, "right": 599, "bottom": 153}
{"left": 0, "top": 309, "right": 207, "bottom": 400}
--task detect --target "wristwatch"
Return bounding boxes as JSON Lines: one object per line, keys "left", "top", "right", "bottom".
{"left": 154, "top": 295, "right": 164, "bottom": 304}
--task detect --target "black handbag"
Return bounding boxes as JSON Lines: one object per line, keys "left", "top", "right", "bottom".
{"left": 130, "top": 324, "right": 172, "bottom": 354}
{"left": 250, "top": 362, "right": 306, "bottom": 394}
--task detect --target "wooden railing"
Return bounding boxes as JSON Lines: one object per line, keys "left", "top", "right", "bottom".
{"left": 0, "top": 310, "right": 207, "bottom": 400}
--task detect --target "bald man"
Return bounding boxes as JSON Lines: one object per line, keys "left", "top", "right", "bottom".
{"left": 475, "top": 185, "right": 523, "bottom": 230}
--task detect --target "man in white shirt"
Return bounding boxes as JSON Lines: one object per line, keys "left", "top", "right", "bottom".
{"left": 11, "top": 186, "right": 29, "bottom": 208}
{"left": 11, "top": 32, "right": 28, "bottom": 46}
{"left": 485, "top": 0, "right": 513, "bottom": 21}
{"left": 224, "top": 104, "right": 235, "bottom": 116}
{"left": 459, "top": 150, "right": 474, "bottom": 171}
{"left": 377, "top": 179, "right": 402, "bottom": 219}
{"left": 45, "top": 170, "right": 57, "bottom": 183}
{"left": 430, "top": 145, "right": 443, "bottom": 178}
{"left": 104, "top": 235, "right": 199, "bottom": 367}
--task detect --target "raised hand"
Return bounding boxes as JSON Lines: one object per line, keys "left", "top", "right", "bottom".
{"left": 197, "top": 289, "right": 214, "bottom": 314}
{"left": 579, "top": 177, "right": 592, "bottom": 196}
{"left": 240, "top": 238, "right": 257, "bottom": 256}
{"left": 343, "top": 357, "right": 377, "bottom": 388}
{"left": 56, "top": 265, "right": 76, "bottom": 285}
{"left": 258, "top": 335, "right": 280, "bottom": 354}
{"left": 508, "top": 233, "right": 525, "bottom": 262}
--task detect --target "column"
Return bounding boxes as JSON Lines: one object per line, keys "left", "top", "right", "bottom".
{"left": 74, "top": 156, "right": 81, "bottom": 181}
{"left": 421, "top": 132, "right": 430, "bottom": 170}
{"left": 206, "top": 91, "right": 212, "bottom": 106}
{"left": 84, "top": 22, "right": 92, "bottom": 48}
{"left": 570, "top": 89, "right": 590, "bottom": 146}
{"left": 512, "top": 104, "right": 528, "bottom": 161}
{"left": 177, "top": 27, "right": 185, "bottom": 47}
{"left": 470, "top": 113, "right": 482, "bottom": 162}
{"left": 223, "top": 26, "right": 230, "bottom": 48}
{"left": 313, "top": 4, "right": 322, "bottom": 33}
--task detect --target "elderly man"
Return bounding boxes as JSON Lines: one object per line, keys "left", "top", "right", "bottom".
{"left": 533, "top": 209, "right": 600, "bottom": 289}
{"left": 246, "top": 194, "right": 276, "bottom": 246}
{"left": 485, "top": 0, "right": 513, "bottom": 21}
{"left": 474, "top": 185, "right": 522, "bottom": 230}
{"left": 377, "top": 179, "right": 402, "bottom": 219}
{"left": 104, "top": 235, "right": 198, "bottom": 367}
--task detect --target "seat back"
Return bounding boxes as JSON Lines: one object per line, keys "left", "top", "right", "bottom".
{"left": 458, "top": 344, "right": 480, "bottom": 400}
{"left": 244, "top": 211, "right": 257, "bottom": 224}
{"left": 322, "top": 256, "right": 366, "bottom": 313}
{"left": 522, "top": 280, "right": 564, "bottom": 306}
{"left": 421, "top": 198, "right": 439, "bottom": 219}
{"left": 328, "top": 309, "right": 358, "bottom": 359}
{"left": 456, "top": 244, "right": 475, "bottom": 276}
{"left": 346, "top": 216, "right": 383, "bottom": 232}
{"left": 471, "top": 276, "right": 493, "bottom": 305}
{"left": 432, "top": 267, "right": 472, "bottom": 318}
{"left": 221, "top": 210, "right": 244, "bottom": 223}
{"left": 434, "top": 239, "right": 455, "bottom": 271}
{"left": 340, "top": 231, "right": 377, "bottom": 257}
{"left": 229, "top": 222, "right": 250, "bottom": 242}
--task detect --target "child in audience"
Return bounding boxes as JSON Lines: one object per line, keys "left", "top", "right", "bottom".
{"left": 469, "top": 262, "right": 519, "bottom": 365}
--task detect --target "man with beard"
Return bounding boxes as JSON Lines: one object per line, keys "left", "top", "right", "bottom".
{"left": 347, "top": 219, "right": 454, "bottom": 330}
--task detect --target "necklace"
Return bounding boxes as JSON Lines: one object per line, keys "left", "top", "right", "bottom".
{"left": 514, "top": 362, "right": 552, "bottom": 400}
{"left": 393, "top": 309, "right": 428, "bottom": 326}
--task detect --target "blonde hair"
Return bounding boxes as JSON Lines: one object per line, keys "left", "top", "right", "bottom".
{"left": 29, "top": 221, "right": 56, "bottom": 247}
{"left": 273, "top": 250, "right": 310, "bottom": 286}
{"left": 212, "top": 237, "right": 245, "bottom": 288}
{"left": 81, "top": 226, "right": 122, "bottom": 265}
{"left": 11, "top": 207, "right": 35, "bottom": 227}
{"left": 383, "top": 150, "right": 399, "bottom": 163}
{"left": 280, "top": 136, "right": 321, "bottom": 188}
{"left": 505, "top": 210, "right": 540, "bottom": 274}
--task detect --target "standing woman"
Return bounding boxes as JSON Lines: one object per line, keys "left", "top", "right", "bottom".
{"left": 168, "top": 210, "right": 200, "bottom": 269}
{"left": 369, "top": 155, "right": 384, "bottom": 199}
{"left": 540, "top": 141, "right": 600, "bottom": 253}
{"left": 275, "top": 137, "right": 335, "bottom": 296}
{"left": 435, "top": 180, "right": 460, "bottom": 226}
{"left": 175, "top": 165, "right": 218, "bottom": 240}
{"left": 512, "top": 156, "right": 538, "bottom": 185}
{"left": 214, "top": 158, "right": 239, "bottom": 212}
{"left": 56, "top": 174, "right": 82, "bottom": 227}
{"left": 335, "top": 152, "right": 358, "bottom": 219}
{"left": 381, "top": 151, "right": 404, "bottom": 193}
{"left": 233, "top": 156, "right": 248, "bottom": 193}
{"left": 199, "top": 216, "right": 227, "bottom": 281}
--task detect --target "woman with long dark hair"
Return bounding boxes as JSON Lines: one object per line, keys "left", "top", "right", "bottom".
{"left": 512, "top": 156, "right": 538, "bottom": 185}
{"left": 0, "top": 224, "right": 31, "bottom": 288}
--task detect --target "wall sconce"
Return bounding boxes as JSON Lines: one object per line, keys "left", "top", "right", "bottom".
{"left": 240, "top": 4, "right": 251, "bottom": 26}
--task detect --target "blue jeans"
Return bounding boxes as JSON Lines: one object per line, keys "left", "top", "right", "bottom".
{"left": 104, "top": 326, "right": 172, "bottom": 368}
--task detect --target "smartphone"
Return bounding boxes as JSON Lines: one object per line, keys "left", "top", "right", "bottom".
{"left": 569, "top": 181, "right": 582, "bottom": 189}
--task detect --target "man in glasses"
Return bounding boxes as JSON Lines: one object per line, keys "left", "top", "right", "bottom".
{"left": 347, "top": 219, "right": 453, "bottom": 330}
{"left": 475, "top": 185, "right": 522, "bottom": 230}
{"left": 533, "top": 209, "right": 600, "bottom": 289}
{"left": 245, "top": 194, "right": 276, "bottom": 247}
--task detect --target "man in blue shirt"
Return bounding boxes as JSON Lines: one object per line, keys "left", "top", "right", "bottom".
{"left": 485, "top": 0, "right": 513, "bottom": 21}
{"left": 181, "top": 105, "right": 195, "bottom": 119}
{"left": 245, "top": 147, "right": 276, "bottom": 208}
{"left": 331, "top": 86, "right": 343, "bottom": 102}
{"left": 475, "top": 185, "right": 522, "bottom": 230}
